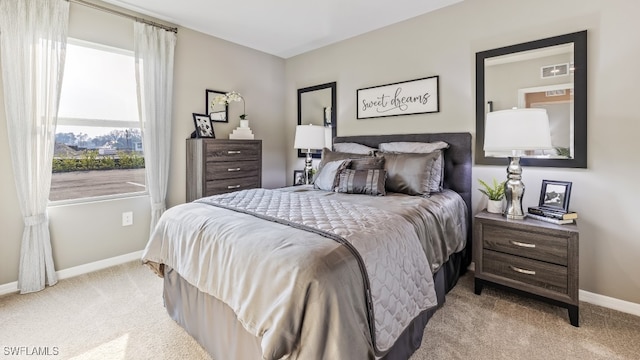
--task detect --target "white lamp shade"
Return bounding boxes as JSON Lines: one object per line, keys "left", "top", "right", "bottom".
{"left": 294, "top": 124, "right": 326, "bottom": 150}
{"left": 484, "top": 108, "right": 553, "bottom": 151}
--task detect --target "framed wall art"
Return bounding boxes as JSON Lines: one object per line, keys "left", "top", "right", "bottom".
{"left": 193, "top": 113, "right": 215, "bottom": 138}
{"left": 356, "top": 76, "right": 439, "bottom": 119}
{"left": 538, "top": 180, "right": 572, "bottom": 212}
{"left": 205, "top": 89, "right": 229, "bottom": 123}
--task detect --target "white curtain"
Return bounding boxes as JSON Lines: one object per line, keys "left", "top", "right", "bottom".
{"left": 134, "top": 23, "right": 176, "bottom": 231}
{"left": 0, "top": 0, "right": 69, "bottom": 293}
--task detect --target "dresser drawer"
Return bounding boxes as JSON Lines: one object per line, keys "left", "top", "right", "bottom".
{"left": 205, "top": 177, "right": 259, "bottom": 196}
{"left": 483, "top": 224, "right": 568, "bottom": 266}
{"left": 205, "top": 142, "right": 260, "bottom": 161}
{"left": 205, "top": 160, "right": 260, "bottom": 180}
{"left": 483, "top": 249, "right": 567, "bottom": 294}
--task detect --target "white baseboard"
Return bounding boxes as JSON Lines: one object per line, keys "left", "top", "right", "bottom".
{"left": 0, "top": 250, "right": 143, "bottom": 296}
{"left": 579, "top": 290, "right": 640, "bottom": 317}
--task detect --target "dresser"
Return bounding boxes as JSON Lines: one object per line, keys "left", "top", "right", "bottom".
{"left": 473, "top": 211, "right": 580, "bottom": 326}
{"left": 186, "top": 139, "right": 262, "bottom": 202}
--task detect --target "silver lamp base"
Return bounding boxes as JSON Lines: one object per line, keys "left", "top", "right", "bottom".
{"left": 504, "top": 156, "right": 525, "bottom": 220}
{"left": 304, "top": 150, "right": 313, "bottom": 185}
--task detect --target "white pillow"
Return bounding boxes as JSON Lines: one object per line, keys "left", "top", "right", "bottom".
{"left": 333, "top": 142, "right": 377, "bottom": 155}
{"left": 378, "top": 141, "right": 449, "bottom": 153}
{"left": 313, "top": 159, "right": 351, "bottom": 191}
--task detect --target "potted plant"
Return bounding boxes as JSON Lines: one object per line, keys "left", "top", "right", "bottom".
{"left": 478, "top": 178, "right": 506, "bottom": 214}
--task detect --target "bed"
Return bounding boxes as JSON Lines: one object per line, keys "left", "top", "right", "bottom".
{"left": 142, "top": 132, "right": 472, "bottom": 360}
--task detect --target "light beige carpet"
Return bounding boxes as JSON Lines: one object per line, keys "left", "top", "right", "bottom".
{"left": 0, "top": 261, "right": 638, "bottom": 359}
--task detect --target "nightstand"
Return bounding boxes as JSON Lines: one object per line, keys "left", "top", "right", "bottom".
{"left": 473, "top": 210, "right": 580, "bottom": 326}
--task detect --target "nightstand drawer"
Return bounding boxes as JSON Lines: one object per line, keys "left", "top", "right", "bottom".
{"left": 483, "top": 249, "right": 567, "bottom": 294}
{"left": 483, "top": 225, "right": 568, "bottom": 266}
{"left": 205, "top": 161, "right": 260, "bottom": 180}
{"left": 205, "top": 177, "right": 259, "bottom": 195}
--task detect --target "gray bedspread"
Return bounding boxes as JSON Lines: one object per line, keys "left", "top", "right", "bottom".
{"left": 141, "top": 187, "right": 466, "bottom": 359}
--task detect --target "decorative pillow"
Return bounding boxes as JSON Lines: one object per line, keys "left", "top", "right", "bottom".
{"left": 313, "top": 159, "right": 351, "bottom": 191}
{"left": 349, "top": 156, "right": 385, "bottom": 171}
{"left": 333, "top": 142, "right": 377, "bottom": 155}
{"left": 336, "top": 169, "right": 386, "bottom": 196}
{"left": 315, "top": 148, "right": 370, "bottom": 181}
{"left": 380, "top": 152, "right": 439, "bottom": 196}
{"left": 378, "top": 141, "right": 449, "bottom": 193}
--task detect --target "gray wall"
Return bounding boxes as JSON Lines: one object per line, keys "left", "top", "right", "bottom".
{"left": 0, "top": 2, "right": 287, "bottom": 285}
{"left": 285, "top": 0, "right": 640, "bottom": 304}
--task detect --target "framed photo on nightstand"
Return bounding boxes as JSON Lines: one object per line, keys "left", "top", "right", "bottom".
{"left": 539, "top": 180, "right": 572, "bottom": 212}
{"left": 293, "top": 170, "right": 305, "bottom": 186}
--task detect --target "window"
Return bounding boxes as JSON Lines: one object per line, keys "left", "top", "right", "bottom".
{"left": 51, "top": 38, "right": 145, "bottom": 203}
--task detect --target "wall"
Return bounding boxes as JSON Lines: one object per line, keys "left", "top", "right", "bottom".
{"left": 284, "top": 0, "right": 640, "bottom": 304}
{"left": 0, "top": 1, "right": 286, "bottom": 286}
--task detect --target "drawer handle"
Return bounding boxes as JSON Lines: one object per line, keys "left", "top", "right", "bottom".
{"left": 228, "top": 168, "right": 241, "bottom": 172}
{"left": 509, "top": 265, "right": 536, "bottom": 276}
{"left": 227, "top": 185, "right": 241, "bottom": 189}
{"left": 227, "top": 150, "right": 242, "bottom": 154}
{"left": 509, "top": 240, "right": 536, "bottom": 248}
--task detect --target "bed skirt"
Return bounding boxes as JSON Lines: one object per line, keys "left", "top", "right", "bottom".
{"left": 162, "top": 251, "right": 464, "bottom": 360}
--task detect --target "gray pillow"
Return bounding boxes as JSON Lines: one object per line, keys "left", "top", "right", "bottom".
{"left": 378, "top": 141, "right": 449, "bottom": 193}
{"left": 380, "top": 152, "right": 439, "bottom": 196}
{"left": 315, "top": 148, "right": 369, "bottom": 182}
{"left": 333, "top": 142, "right": 377, "bottom": 155}
{"left": 336, "top": 169, "right": 386, "bottom": 196}
{"left": 313, "top": 159, "right": 351, "bottom": 191}
{"left": 349, "top": 156, "right": 385, "bottom": 171}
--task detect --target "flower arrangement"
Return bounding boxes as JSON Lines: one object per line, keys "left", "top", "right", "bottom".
{"left": 213, "top": 91, "right": 247, "bottom": 120}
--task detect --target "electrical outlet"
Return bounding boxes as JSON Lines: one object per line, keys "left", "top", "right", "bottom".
{"left": 122, "top": 211, "right": 133, "bottom": 226}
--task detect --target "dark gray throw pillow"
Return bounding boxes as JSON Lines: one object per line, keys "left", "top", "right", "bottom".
{"left": 349, "top": 156, "right": 385, "bottom": 171}
{"left": 380, "top": 152, "right": 439, "bottom": 196}
{"left": 336, "top": 169, "right": 386, "bottom": 196}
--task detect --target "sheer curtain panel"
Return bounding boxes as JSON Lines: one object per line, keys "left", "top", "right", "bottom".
{"left": 134, "top": 22, "right": 176, "bottom": 231}
{"left": 0, "top": 0, "right": 69, "bottom": 293}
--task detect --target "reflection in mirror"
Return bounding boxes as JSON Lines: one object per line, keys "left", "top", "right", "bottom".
{"left": 297, "top": 82, "right": 337, "bottom": 159}
{"left": 476, "top": 31, "right": 587, "bottom": 168}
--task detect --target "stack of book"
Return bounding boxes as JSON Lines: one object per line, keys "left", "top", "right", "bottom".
{"left": 527, "top": 206, "right": 578, "bottom": 225}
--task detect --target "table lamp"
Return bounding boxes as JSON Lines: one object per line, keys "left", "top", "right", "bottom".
{"left": 294, "top": 124, "right": 326, "bottom": 185}
{"left": 484, "top": 108, "right": 552, "bottom": 219}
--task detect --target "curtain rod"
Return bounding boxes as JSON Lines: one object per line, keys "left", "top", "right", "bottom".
{"left": 69, "top": 0, "right": 178, "bottom": 33}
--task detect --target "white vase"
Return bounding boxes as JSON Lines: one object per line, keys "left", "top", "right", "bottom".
{"left": 487, "top": 199, "right": 503, "bottom": 214}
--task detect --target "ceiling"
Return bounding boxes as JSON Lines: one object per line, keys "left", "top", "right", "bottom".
{"left": 101, "top": 0, "right": 463, "bottom": 58}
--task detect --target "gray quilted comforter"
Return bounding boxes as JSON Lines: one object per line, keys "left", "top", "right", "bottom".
{"left": 142, "top": 187, "right": 466, "bottom": 359}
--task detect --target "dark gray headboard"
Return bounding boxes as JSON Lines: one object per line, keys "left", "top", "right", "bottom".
{"left": 334, "top": 132, "right": 473, "bottom": 268}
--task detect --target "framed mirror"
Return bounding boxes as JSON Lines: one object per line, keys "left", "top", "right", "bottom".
{"left": 205, "top": 89, "right": 229, "bottom": 123}
{"left": 297, "top": 82, "right": 337, "bottom": 158}
{"left": 475, "top": 31, "right": 587, "bottom": 168}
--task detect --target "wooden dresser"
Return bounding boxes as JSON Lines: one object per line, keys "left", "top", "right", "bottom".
{"left": 473, "top": 210, "right": 580, "bottom": 326}
{"left": 186, "top": 139, "right": 262, "bottom": 202}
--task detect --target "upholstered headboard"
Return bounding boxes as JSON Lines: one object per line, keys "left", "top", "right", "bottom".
{"left": 334, "top": 132, "right": 472, "bottom": 268}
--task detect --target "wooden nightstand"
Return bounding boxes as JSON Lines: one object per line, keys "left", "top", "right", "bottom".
{"left": 473, "top": 210, "right": 580, "bottom": 326}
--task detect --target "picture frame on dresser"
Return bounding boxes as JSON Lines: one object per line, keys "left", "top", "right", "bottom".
{"left": 539, "top": 180, "right": 572, "bottom": 212}
{"left": 193, "top": 113, "right": 215, "bottom": 138}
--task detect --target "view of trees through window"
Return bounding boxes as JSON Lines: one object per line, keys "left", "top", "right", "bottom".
{"left": 50, "top": 39, "right": 146, "bottom": 202}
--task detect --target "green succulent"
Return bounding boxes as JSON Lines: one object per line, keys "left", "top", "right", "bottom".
{"left": 478, "top": 178, "right": 506, "bottom": 201}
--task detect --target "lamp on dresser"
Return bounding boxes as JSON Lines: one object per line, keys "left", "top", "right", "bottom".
{"left": 483, "top": 108, "right": 552, "bottom": 219}
{"left": 294, "top": 124, "right": 325, "bottom": 185}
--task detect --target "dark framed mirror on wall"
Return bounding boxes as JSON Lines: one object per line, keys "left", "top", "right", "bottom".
{"left": 297, "top": 82, "right": 337, "bottom": 159}
{"left": 476, "top": 30, "right": 587, "bottom": 168}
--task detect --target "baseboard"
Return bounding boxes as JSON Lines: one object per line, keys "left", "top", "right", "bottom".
{"left": 0, "top": 250, "right": 144, "bottom": 296}
{"left": 579, "top": 289, "right": 640, "bottom": 317}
